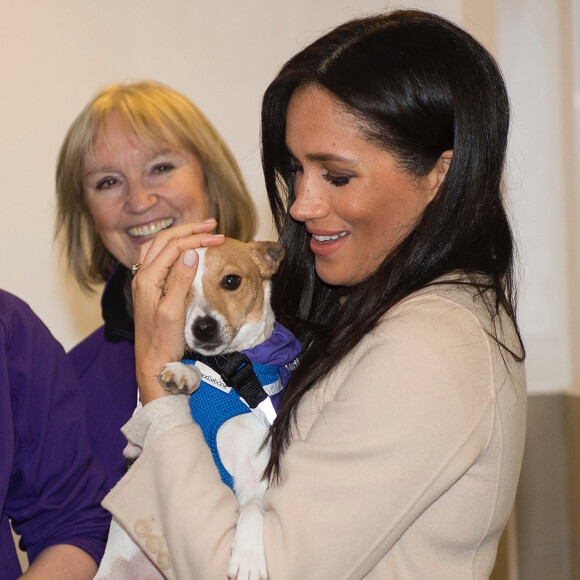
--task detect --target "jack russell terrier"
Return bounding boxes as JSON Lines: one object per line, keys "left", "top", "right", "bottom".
{"left": 96, "top": 238, "right": 301, "bottom": 580}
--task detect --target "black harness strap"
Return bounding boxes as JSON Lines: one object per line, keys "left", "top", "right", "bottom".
{"left": 183, "top": 350, "right": 268, "bottom": 409}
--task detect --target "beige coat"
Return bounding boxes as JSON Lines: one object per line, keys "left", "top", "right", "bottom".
{"left": 104, "top": 279, "right": 527, "bottom": 579}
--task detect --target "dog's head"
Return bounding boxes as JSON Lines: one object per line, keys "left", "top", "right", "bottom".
{"left": 183, "top": 238, "right": 285, "bottom": 355}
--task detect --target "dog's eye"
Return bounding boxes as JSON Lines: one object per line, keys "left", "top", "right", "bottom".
{"left": 222, "top": 275, "right": 242, "bottom": 290}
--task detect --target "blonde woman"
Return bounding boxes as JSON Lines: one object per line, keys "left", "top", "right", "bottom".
{"left": 56, "top": 81, "right": 257, "bottom": 492}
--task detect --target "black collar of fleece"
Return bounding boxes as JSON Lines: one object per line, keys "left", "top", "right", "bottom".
{"left": 102, "top": 265, "right": 134, "bottom": 343}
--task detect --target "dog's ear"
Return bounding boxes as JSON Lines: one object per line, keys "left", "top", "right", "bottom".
{"left": 250, "top": 241, "right": 286, "bottom": 278}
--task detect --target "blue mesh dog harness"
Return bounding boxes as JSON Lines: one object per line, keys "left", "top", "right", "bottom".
{"left": 182, "top": 322, "right": 301, "bottom": 489}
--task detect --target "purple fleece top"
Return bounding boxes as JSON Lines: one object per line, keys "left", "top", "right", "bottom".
{"left": 68, "top": 327, "right": 138, "bottom": 493}
{"left": 0, "top": 290, "right": 109, "bottom": 579}
{"left": 68, "top": 266, "right": 138, "bottom": 494}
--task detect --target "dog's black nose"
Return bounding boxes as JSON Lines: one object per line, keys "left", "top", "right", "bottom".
{"left": 193, "top": 316, "right": 218, "bottom": 341}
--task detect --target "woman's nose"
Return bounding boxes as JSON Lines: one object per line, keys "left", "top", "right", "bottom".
{"left": 124, "top": 182, "right": 158, "bottom": 213}
{"left": 289, "top": 179, "right": 327, "bottom": 222}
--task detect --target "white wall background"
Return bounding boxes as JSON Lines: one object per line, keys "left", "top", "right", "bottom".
{"left": 0, "top": 0, "right": 575, "bottom": 395}
{"left": 497, "top": 0, "right": 579, "bottom": 394}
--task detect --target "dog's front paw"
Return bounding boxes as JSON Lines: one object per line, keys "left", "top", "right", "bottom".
{"left": 227, "top": 503, "right": 267, "bottom": 580}
{"left": 158, "top": 362, "right": 201, "bottom": 395}
{"left": 227, "top": 540, "right": 268, "bottom": 580}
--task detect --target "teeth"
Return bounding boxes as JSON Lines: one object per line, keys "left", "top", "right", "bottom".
{"left": 127, "top": 218, "right": 174, "bottom": 238}
{"left": 313, "top": 232, "right": 348, "bottom": 242}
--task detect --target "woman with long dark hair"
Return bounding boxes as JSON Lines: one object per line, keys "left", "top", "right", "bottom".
{"left": 102, "top": 10, "right": 527, "bottom": 579}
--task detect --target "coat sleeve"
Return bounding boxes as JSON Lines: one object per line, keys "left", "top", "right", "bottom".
{"left": 103, "top": 293, "right": 519, "bottom": 579}
{"left": 1, "top": 292, "right": 110, "bottom": 565}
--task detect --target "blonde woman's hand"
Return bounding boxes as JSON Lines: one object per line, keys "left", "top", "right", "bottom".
{"left": 131, "top": 219, "right": 225, "bottom": 404}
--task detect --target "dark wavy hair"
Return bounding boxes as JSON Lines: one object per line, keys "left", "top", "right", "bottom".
{"left": 261, "top": 10, "right": 524, "bottom": 481}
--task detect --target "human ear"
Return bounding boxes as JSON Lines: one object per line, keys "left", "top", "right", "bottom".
{"left": 426, "top": 150, "right": 453, "bottom": 202}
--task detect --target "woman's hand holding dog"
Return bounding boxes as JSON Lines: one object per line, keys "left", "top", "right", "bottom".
{"left": 131, "top": 219, "right": 225, "bottom": 405}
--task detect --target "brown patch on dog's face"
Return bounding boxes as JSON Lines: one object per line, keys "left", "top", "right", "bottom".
{"left": 182, "top": 238, "right": 285, "bottom": 353}
{"left": 201, "top": 239, "right": 284, "bottom": 334}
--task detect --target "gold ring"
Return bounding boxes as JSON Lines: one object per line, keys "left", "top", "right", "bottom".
{"left": 131, "top": 262, "right": 142, "bottom": 276}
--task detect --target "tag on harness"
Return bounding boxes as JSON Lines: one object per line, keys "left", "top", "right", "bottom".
{"left": 193, "top": 361, "right": 231, "bottom": 393}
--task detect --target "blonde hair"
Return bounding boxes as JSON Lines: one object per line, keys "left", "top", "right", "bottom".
{"left": 56, "top": 80, "right": 257, "bottom": 290}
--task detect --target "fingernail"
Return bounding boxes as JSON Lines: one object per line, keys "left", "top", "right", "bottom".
{"left": 183, "top": 250, "right": 198, "bottom": 267}
{"left": 203, "top": 217, "right": 217, "bottom": 223}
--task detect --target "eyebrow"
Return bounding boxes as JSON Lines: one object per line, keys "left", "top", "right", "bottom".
{"left": 307, "top": 153, "right": 358, "bottom": 165}
{"left": 84, "top": 149, "right": 176, "bottom": 178}
{"left": 84, "top": 165, "right": 114, "bottom": 178}
{"left": 286, "top": 145, "right": 358, "bottom": 167}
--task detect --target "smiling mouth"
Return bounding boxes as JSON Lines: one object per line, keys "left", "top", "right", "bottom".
{"left": 127, "top": 218, "right": 175, "bottom": 238}
{"left": 312, "top": 232, "right": 348, "bottom": 242}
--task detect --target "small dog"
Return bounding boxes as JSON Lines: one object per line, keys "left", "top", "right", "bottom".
{"left": 96, "top": 238, "right": 296, "bottom": 580}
